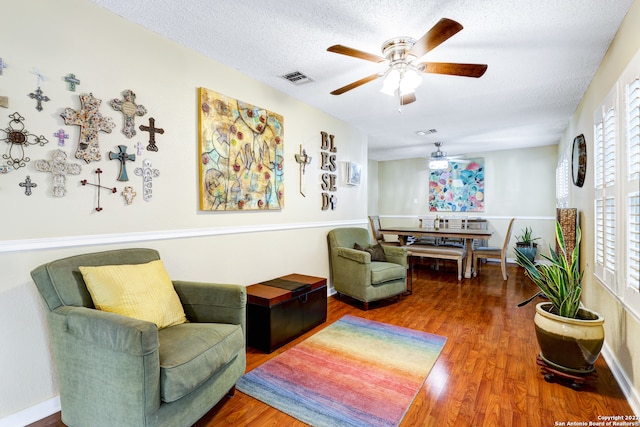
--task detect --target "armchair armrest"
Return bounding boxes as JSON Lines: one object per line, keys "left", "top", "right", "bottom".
{"left": 334, "top": 247, "right": 370, "bottom": 264}
{"left": 173, "top": 281, "right": 246, "bottom": 335}
{"left": 382, "top": 246, "right": 408, "bottom": 267}
{"left": 61, "top": 306, "right": 158, "bottom": 355}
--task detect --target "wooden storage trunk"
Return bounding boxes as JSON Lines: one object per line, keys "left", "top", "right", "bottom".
{"left": 246, "top": 274, "right": 327, "bottom": 353}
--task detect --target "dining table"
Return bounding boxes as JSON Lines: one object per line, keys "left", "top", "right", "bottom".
{"left": 379, "top": 226, "right": 493, "bottom": 279}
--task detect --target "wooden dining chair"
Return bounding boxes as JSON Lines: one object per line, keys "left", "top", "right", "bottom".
{"left": 472, "top": 218, "right": 515, "bottom": 280}
{"left": 368, "top": 215, "right": 399, "bottom": 246}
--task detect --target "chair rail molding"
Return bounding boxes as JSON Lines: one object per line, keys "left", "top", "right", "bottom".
{"left": 0, "top": 219, "right": 367, "bottom": 253}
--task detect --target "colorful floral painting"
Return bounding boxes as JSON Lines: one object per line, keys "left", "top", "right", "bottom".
{"left": 198, "top": 87, "right": 284, "bottom": 211}
{"left": 429, "top": 158, "right": 484, "bottom": 212}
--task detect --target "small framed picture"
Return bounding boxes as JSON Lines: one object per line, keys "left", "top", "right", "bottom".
{"left": 347, "top": 162, "right": 361, "bottom": 185}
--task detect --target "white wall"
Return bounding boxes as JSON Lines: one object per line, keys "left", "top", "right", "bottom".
{"left": 0, "top": 0, "right": 368, "bottom": 422}
{"left": 374, "top": 145, "right": 559, "bottom": 259}
{"left": 559, "top": 0, "right": 640, "bottom": 413}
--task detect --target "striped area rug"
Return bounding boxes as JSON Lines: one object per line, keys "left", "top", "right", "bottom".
{"left": 236, "top": 315, "right": 446, "bottom": 427}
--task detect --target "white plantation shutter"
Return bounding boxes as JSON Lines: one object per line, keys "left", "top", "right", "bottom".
{"left": 625, "top": 77, "right": 640, "bottom": 296}
{"left": 628, "top": 193, "right": 640, "bottom": 292}
{"left": 595, "top": 198, "right": 605, "bottom": 266}
{"left": 594, "top": 120, "right": 604, "bottom": 189}
{"left": 627, "top": 78, "right": 640, "bottom": 181}
{"left": 604, "top": 107, "right": 617, "bottom": 186}
{"left": 605, "top": 197, "right": 616, "bottom": 274}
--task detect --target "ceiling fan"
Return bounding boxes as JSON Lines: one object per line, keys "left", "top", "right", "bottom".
{"left": 327, "top": 18, "right": 488, "bottom": 105}
{"left": 429, "top": 142, "right": 469, "bottom": 169}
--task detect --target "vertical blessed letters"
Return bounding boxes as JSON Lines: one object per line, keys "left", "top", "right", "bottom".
{"left": 320, "top": 131, "right": 337, "bottom": 210}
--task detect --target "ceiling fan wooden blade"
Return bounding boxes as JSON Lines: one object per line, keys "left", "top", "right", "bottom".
{"left": 330, "top": 74, "right": 380, "bottom": 95}
{"left": 327, "top": 45, "right": 386, "bottom": 63}
{"left": 420, "top": 62, "right": 488, "bottom": 78}
{"left": 407, "top": 18, "right": 463, "bottom": 59}
{"left": 400, "top": 93, "right": 416, "bottom": 105}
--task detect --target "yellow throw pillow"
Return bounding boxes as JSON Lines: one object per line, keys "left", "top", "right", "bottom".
{"left": 79, "top": 259, "right": 187, "bottom": 329}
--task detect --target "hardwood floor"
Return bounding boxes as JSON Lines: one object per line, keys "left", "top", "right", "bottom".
{"left": 31, "top": 262, "right": 635, "bottom": 427}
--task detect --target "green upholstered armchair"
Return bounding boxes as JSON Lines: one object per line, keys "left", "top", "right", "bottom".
{"left": 30, "top": 248, "right": 246, "bottom": 427}
{"left": 327, "top": 227, "right": 408, "bottom": 310}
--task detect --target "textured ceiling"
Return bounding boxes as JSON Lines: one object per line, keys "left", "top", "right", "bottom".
{"left": 89, "top": 0, "right": 634, "bottom": 161}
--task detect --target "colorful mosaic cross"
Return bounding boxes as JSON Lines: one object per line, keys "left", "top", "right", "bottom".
{"left": 64, "top": 73, "right": 80, "bottom": 91}
{"left": 61, "top": 93, "right": 115, "bottom": 163}
{"left": 110, "top": 89, "right": 147, "bottom": 139}
{"left": 54, "top": 129, "right": 69, "bottom": 146}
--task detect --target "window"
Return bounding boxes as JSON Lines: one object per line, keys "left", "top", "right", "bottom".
{"left": 593, "top": 90, "right": 617, "bottom": 288}
{"left": 556, "top": 155, "right": 569, "bottom": 208}
{"left": 594, "top": 50, "right": 640, "bottom": 316}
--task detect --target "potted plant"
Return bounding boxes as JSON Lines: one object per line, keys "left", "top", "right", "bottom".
{"left": 514, "top": 226, "right": 540, "bottom": 263}
{"left": 515, "top": 221, "right": 604, "bottom": 374}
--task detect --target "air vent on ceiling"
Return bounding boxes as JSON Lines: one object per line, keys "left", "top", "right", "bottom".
{"left": 281, "top": 71, "right": 314, "bottom": 85}
{"left": 416, "top": 129, "right": 437, "bottom": 136}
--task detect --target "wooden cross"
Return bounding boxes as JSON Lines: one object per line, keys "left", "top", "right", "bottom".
{"left": 34, "top": 149, "right": 81, "bottom": 197}
{"left": 121, "top": 186, "right": 136, "bottom": 205}
{"left": 110, "top": 89, "right": 146, "bottom": 138}
{"left": 54, "top": 129, "right": 69, "bottom": 146}
{"left": 64, "top": 73, "right": 80, "bottom": 91}
{"left": 61, "top": 93, "right": 115, "bottom": 163}
{"left": 28, "top": 87, "right": 50, "bottom": 112}
{"left": 80, "top": 168, "right": 117, "bottom": 212}
{"left": 139, "top": 117, "right": 164, "bottom": 152}
{"left": 0, "top": 57, "right": 7, "bottom": 75}
{"left": 134, "top": 158, "right": 160, "bottom": 201}
{"left": 19, "top": 175, "right": 37, "bottom": 195}
{"left": 108, "top": 145, "right": 135, "bottom": 181}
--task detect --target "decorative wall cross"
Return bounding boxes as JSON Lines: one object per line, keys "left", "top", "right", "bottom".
{"left": 80, "top": 168, "right": 116, "bottom": 212}
{"left": 294, "top": 144, "right": 312, "bottom": 197}
{"left": 1, "top": 112, "right": 49, "bottom": 169}
{"left": 134, "top": 141, "right": 144, "bottom": 155}
{"left": 0, "top": 57, "right": 7, "bottom": 75}
{"left": 0, "top": 96, "right": 7, "bottom": 108}
{"left": 61, "top": 93, "right": 115, "bottom": 163}
{"left": 121, "top": 186, "right": 136, "bottom": 205}
{"left": 28, "top": 69, "right": 49, "bottom": 112}
{"left": 108, "top": 145, "right": 135, "bottom": 181}
{"left": 139, "top": 117, "right": 164, "bottom": 152}
{"left": 64, "top": 73, "right": 80, "bottom": 91}
{"left": 110, "top": 89, "right": 147, "bottom": 139}
{"left": 28, "top": 87, "right": 50, "bottom": 112}
{"left": 54, "top": 129, "right": 69, "bottom": 146}
{"left": 134, "top": 158, "right": 160, "bottom": 201}
{"left": 35, "top": 149, "right": 81, "bottom": 197}
{"left": 19, "top": 175, "right": 37, "bottom": 195}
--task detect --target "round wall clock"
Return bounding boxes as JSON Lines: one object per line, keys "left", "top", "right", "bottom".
{"left": 571, "top": 134, "right": 587, "bottom": 187}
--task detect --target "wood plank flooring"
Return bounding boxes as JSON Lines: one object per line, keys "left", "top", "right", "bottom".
{"left": 30, "top": 262, "right": 635, "bottom": 427}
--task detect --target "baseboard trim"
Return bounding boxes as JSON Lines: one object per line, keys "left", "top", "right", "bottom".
{"left": 0, "top": 396, "right": 60, "bottom": 427}
{"left": 602, "top": 343, "right": 640, "bottom": 417}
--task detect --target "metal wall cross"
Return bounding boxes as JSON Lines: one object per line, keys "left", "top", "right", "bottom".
{"left": 139, "top": 117, "right": 164, "bottom": 152}
{"left": 108, "top": 145, "right": 135, "bottom": 181}
{"left": 134, "top": 158, "right": 160, "bottom": 201}
{"left": 28, "top": 87, "right": 50, "bottom": 112}
{"left": 19, "top": 175, "right": 37, "bottom": 195}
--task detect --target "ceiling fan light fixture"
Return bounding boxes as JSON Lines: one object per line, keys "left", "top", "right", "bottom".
{"left": 429, "top": 159, "right": 449, "bottom": 170}
{"left": 380, "top": 69, "right": 400, "bottom": 96}
{"left": 399, "top": 69, "right": 422, "bottom": 96}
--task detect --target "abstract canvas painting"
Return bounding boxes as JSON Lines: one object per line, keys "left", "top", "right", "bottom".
{"left": 429, "top": 158, "right": 484, "bottom": 212}
{"left": 198, "top": 87, "right": 284, "bottom": 211}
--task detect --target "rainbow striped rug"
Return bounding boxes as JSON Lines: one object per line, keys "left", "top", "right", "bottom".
{"left": 236, "top": 315, "right": 446, "bottom": 427}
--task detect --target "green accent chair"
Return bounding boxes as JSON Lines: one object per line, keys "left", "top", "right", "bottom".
{"left": 31, "top": 248, "right": 246, "bottom": 427}
{"left": 327, "top": 227, "right": 408, "bottom": 310}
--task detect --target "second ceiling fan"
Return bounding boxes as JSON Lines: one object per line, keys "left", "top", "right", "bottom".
{"left": 327, "top": 18, "right": 487, "bottom": 105}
